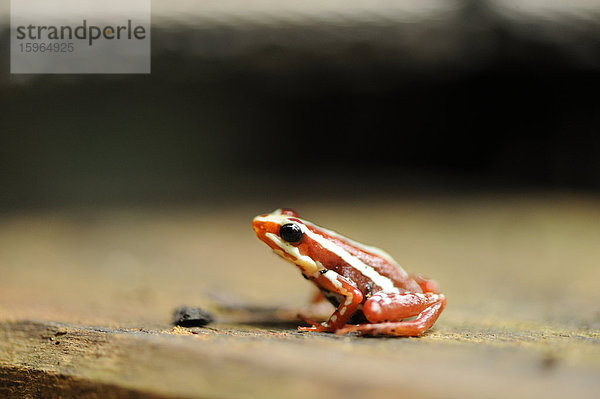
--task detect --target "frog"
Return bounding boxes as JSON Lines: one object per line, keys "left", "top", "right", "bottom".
{"left": 252, "top": 208, "right": 446, "bottom": 336}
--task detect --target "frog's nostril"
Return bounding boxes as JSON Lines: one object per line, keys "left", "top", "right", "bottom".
{"left": 252, "top": 219, "right": 265, "bottom": 234}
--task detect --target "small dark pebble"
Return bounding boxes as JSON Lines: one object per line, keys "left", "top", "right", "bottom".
{"left": 173, "top": 306, "right": 215, "bottom": 327}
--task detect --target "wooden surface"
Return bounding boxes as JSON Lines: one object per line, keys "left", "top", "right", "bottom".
{"left": 1, "top": 195, "right": 599, "bottom": 398}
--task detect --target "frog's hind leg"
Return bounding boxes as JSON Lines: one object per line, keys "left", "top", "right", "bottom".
{"left": 336, "top": 292, "right": 446, "bottom": 337}
{"left": 409, "top": 274, "right": 440, "bottom": 293}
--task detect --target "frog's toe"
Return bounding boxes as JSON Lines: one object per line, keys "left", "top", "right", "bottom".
{"left": 298, "top": 325, "right": 328, "bottom": 333}
{"left": 297, "top": 313, "right": 329, "bottom": 332}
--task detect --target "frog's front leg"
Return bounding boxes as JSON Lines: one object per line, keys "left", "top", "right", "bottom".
{"left": 336, "top": 292, "right": 446, "bottom": 337}
{"left": 298, "top": 270, "right": 363, "bottom": 333}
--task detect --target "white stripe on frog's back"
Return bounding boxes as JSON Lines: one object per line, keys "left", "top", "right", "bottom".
{"left": 302, "top": 219, "right": 409, "bottom": 278}
{"left": 301, "top": 225, "right": 401, "bottom": 294}
{"left": 257, "top": 211, "right": 401, "bottom": 294}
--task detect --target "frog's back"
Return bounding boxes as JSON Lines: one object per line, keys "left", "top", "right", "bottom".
{"left": 303, "top": 222, "right": 423, "bottom": 295}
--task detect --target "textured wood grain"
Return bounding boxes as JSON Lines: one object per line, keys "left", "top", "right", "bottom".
{"left": 1, "top": 196, "right": 599, "bottom": 398}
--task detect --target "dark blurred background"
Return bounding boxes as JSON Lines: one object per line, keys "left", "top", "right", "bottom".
{"left": 1, "top": 0, "right": 600, "bottom": 209}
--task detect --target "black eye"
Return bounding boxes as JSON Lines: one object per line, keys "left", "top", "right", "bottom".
{"left": 280, "top": 223, "right": 303, "bottom": 243}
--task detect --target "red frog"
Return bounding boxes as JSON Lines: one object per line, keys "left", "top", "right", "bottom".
{"left": 252, "top": 209, "right": 446, "bottom": 336}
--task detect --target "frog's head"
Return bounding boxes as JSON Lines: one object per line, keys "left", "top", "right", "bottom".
{"left": 252, "top": 208, "right": 303, "bottom": 249}
{"left": 252, "top": 209, "right": 319, "bottom": 273}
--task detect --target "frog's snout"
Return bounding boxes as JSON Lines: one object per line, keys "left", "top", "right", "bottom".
{"left": 252, "top": 215, "right": 280, "bottom": 246}
{"left": 252, "top": 216, "right": 272, "bottom": 240}
{"left": 252, "top": 218, "right": 264, "bottom": 235}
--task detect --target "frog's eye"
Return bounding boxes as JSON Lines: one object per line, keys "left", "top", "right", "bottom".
{"left": 280, "top": 223, "right": 303, "bottom": 243}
